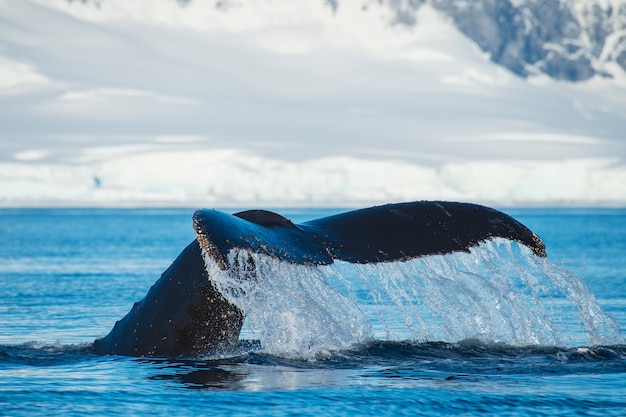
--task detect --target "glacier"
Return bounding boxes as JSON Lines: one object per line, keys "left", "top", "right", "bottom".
{"left": 1, "top": 0, "right": 625, "bottom": 207}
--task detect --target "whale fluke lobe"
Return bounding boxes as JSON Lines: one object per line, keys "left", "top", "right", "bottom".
{"left": 95, "top": 201, "right": 545, "bottom": 358}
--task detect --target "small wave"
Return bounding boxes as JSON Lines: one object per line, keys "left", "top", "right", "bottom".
{"left": 132, "top": 339, "right": 626, "bottom": 392}
{"left": 3, "top": 339, "right": 624, "bottom": 394}
{"left": 240, "top": 339, "right": 626, "bottom": 368}
{"left": 0, "top": 341, "right": 96, "bottom": 366}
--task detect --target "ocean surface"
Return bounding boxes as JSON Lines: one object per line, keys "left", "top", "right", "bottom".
{"left": 1, "top": 207, "right": 625, "bottom": 416}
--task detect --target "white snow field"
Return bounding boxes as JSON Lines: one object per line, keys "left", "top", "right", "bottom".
{"left": 1, "top": 0, "right": 625, "bottom": 207}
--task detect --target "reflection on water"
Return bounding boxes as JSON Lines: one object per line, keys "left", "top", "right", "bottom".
{"left": 121, "top": 341, "right": 626, "bottom": 391}
{"left": 146, "top": 360, "right": 247, "bottom": 390}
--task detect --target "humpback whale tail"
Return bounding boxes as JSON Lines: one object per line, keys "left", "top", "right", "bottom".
{"left": 94, "top": 201, "right": 546, "bottom": 358}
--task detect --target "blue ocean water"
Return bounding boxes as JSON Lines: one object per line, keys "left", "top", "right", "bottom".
{"left": 1, "top": 207, "right": 625, "bottom": 416}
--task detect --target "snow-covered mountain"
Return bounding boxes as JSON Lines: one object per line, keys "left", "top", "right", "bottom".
{"left": 1, "top": 0, "right": 625, "bottom": 206}
{"left": 397, "top": 0, "right": 626, "bottom": 81}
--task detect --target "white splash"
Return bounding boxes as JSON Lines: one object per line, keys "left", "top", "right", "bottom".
{"left": 204, "top": 251, "right": 372, "bottom": 357}
{"left": 203, "top": 239, "right": 622, "bottom": 357}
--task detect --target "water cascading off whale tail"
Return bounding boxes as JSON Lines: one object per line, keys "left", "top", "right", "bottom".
{"left": 193, "top": 202, "right": 621, "bottom": 356}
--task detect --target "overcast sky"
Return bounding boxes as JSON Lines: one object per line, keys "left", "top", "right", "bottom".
{"left": 1, "top": 0, "right": 625, "bottom": 206}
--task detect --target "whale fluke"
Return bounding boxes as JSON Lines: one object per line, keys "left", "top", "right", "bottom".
{"left": 193, "top": 201, "right": 546, "bottom": 269}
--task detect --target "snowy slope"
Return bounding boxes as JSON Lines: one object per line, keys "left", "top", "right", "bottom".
{"left": 0, "top": 0, "right": 625, "bottom": 206}
{"left": 433, "top": 0, "right": 626, "bottom": 80}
